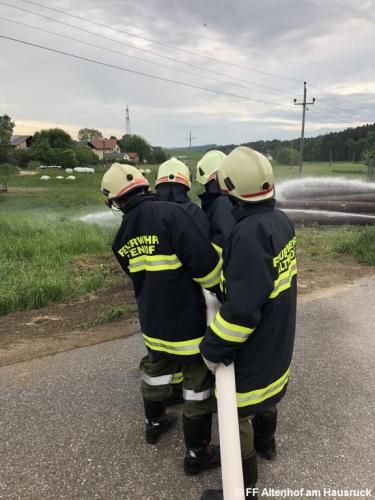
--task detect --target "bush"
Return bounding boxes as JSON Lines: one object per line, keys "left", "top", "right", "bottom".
{"left": 275, "top": 148, "right": 300, "bottom": 165}
{"left": 12, "top": 148, "right": 32, "bottom": 168}
{"left": 0, "top": 163, "right": 18, "bottom": 176}
{"left": 27, "top": 160, "right": 41, "bottom": 170}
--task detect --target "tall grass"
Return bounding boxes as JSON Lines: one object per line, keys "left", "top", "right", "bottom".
{"left": 0, "top": 214, "right": 116, "bottom": 315}
{"left": 331, "top": 226, "right": 375, "bottom": 265}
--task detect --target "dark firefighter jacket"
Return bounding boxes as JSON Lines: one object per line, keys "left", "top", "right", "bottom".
{"left": 198, "top": 180, "right": 235, "bottom": 253}
{"left": 112, "top": 194, "right": 222, "bottom": 359}
{"left": 156, "top": 184, "right": 210, "bottom": 237}
{"left": 200, "top": 199, "right": 297, "bottom": 416}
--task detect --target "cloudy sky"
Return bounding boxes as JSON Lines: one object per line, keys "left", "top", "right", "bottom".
{"left": 1, "top": 0, "right": 375, "bottom": 146}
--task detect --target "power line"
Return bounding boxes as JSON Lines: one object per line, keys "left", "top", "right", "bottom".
{"left": 0, "top": 15, "right": 294, "bottom": 102}
{"left": 0, "top": 34, "right": 297, "bottom": 108}
{"left": 19, "top": 0, "right": 303, "bottom": 84}
{"left": 0, "top": 2, "right": 296, "bottom": 99}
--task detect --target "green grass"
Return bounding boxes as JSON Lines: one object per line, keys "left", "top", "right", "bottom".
{"left": 91, "top": 304, "right": 138, "bottom": 327}
{"left": 296, "top": 225, "right": 375, "bottom": 266}
{"left": 0, "top": 213, "right": 117, "bottom": 315}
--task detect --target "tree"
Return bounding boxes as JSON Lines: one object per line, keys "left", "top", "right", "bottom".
{"left": 275, "top": 148, "right": 299, "bottom": 165}
{"left": 33, "top": 128, "right": 73, "bottom": 149}
{"left": 75, "top": 145, "right": 99, "bottom": 166}
{"left": 78, "top": 128, "right": 103, "bottom": 142}
{"left": 0, "top": 114, "right": 15, "bottom": 163}
{"left": 12, "top": 148, "right": 32, "bottom": 168}
{"left": 153, "top": 147, "right": 168, "bottom": 163}
{"left": 117, "top": 134, "right": 153, "bottom": 162}
{"left": 60, "top": 149, "right": 78, "bottom": 169}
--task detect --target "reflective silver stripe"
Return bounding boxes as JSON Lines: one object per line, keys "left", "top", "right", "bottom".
{"left": 144, "top": 337, "right": 202, "bottom": 353}
{"left": 271, "top": 263, "right": 297, "bottom": 298}
{"left": 201, "top": 267, "right": 222, "bottom": 288}
{"left": 211, "top": 317, "right": 249, "bottom": 340}
{"left": 141, "top": 371, "right": 173, "bottom": 386}
{"left": 183, "top": 388, "right": 212, "bottom": 401}
{"left": 129, "top": 257, "right": 181, "bottom": 270}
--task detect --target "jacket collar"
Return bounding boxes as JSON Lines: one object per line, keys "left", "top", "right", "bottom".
{"left": 122, "top": 193, "right": 159, "bottom": 214}
{"left": 232, "top": 198, "right": 276, "bottom": 222}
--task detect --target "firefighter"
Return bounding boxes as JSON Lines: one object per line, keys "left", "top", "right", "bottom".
{"left": 196, "top": 150, "right": 235, "bottom": 254}
{"left": 156, "top": 157, "right": 210, "bottom": 236}
{"left": 101, "top": 163, "right": 222, "bottom": 475}
{"left": 155, "top": 157, "right": 210, "bottom": 404}
{"left": 199, "top": 147, "right": 297, "bottom": 499}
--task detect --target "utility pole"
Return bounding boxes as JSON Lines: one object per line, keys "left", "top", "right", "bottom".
{"left": 186, "top": 130, "right": 194, "bottom": 148}
{"left": 125, "top": 104, "right": 131, "bottom": 135}
{"left": 294, "top": 82, "right": 315, "bottom": 176}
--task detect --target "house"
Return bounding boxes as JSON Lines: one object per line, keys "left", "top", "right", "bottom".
{"left": 88, "top": 138, "right": 120, "bottom": 159}
{"left": 124, "top": 152, "right": 139, "bottom": 163}
{"left": 10, "top": 135, "right": 33, "bottom": 149}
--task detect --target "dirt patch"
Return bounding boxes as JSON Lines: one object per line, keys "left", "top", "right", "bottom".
{"left": 0, "top": 282, "right": 139, "bottom": 367}
{"left": 0, "top": 257, "right": 374, "bottom": 367}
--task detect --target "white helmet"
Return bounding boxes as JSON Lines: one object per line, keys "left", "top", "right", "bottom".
{"left": 196, "top": 150, "right": 227, "bottom": 185}
{"left": 155, "top": 158, "right": 191, "bottom": 188}
{"left": 101, "top": 163, "right": 149, "bottom": 206}
{"left": 217, "top": 146, "right": 274, "bottom": 203}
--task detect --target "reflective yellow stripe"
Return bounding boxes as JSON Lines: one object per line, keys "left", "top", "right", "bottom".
{"left": 143, "top": 334, "right": 203, "bottom": 356}
{"left": 212, "top": 243, "right": 223, "bottom": 255}
{"left": 210, "top": 311, "right": 254, "bottom": 343}
{"left": 128, "top": 254, "right": 182, "bottom": 273}
{"left": 219, "top": 270, "right": 226, "bottom": 294}
{"left": 270, "top": 259, "right": 297, "bottom": 299}
{"left": 193, "top": 258, "right": 222, "bottom": 289}
{"left": 171, "top": 372, "right": 183, "bottom": 384}
{"left": 236, "top": 368, "right": 290, "bottom": 407}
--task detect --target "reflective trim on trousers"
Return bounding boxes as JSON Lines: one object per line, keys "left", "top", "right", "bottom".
{"left": 193, "top": 258, "right": 222, "bottom": 289}
{"left": 171, "top": 372, "right": 183, "bottom": 384}
{"left": 143, "top": 334, "right": 203, "bottom": 356}
{"left": 128, "top": 254, "right": 183, "bottom": 273}
{"left": 141, "top": 371, "right": 173, "bottom": 386}
{"left": 236, "top": 368, "right": 290, "bottom": 408}
{"left": 183, "top": 388, "right": 212, "bottom": 401}
{"left": 210, "top": 311, "right": 255, "bottom": 343}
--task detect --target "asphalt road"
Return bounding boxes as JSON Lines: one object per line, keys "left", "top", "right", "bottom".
{"left": 1, "top": 276, "right": 374, "bottom": 500}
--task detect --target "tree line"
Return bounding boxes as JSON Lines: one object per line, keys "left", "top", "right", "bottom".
{"left": 0, "top": 117, "right": 167, "bottom": 170}
{"left": 216, "top": 123, "right": 375, "bottom": 164}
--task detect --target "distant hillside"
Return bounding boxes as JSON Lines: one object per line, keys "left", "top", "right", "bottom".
{"left": 215, "top": 123, "right": 375, "bottom": 162}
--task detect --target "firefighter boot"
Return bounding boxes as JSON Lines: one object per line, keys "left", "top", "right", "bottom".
{"left": 200, "top": 452, "right": 258, "bottom": 499}
{"left": 253, "top": 409, "right": 277, "bottom": 460}
{"left": 143, "top": 399, "right": 177, "bottom": 445}
{"left": 183, "top": 414, "right": 220, "bottom": 475}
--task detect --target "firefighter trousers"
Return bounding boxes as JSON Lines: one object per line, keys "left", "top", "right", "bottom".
{"left": 239, "top": 405, "right": 277, "bottom": 457}
{"left": 139, "top": 349, "right": 214, "bottom": 418}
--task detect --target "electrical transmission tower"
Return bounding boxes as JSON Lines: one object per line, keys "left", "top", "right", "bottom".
{"left": 294, "top": 82, "right": 315, "bottom": 176}
{"left": 186, "top": 130, "right": 195, "bottom": 148}
{"left": 125, "top": 104, "right": 131, "bottom": 135}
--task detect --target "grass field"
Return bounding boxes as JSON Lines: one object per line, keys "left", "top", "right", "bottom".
{"left": 0, "top": 161, "right": 374, "bottom": 316}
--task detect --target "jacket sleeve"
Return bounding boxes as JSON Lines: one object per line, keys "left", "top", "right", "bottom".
{"left": 168, "top": 205, "right": 222, "bottom": 292}
{"left": 211, "top": 197, "right": 235, "bottom": 252}
{"left": 200, "top": 223, "right": 275, "bottom": 363}
{"left": 111, "top": 224, "right": 131, "bottom": 278}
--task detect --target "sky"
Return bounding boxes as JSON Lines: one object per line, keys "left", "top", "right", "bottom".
{"left": 0, "top": 0, "right": 375, "bottom": 147}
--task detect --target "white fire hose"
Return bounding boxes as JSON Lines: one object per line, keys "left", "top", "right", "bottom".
{"left": 204, "top": 290, "right": 245, "bottom": 500}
